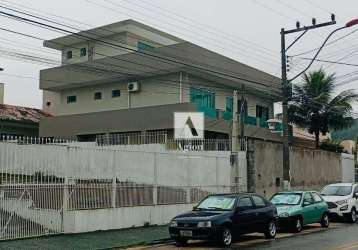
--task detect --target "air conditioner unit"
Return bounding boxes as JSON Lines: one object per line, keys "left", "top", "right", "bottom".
{"left": 127, "top": 82, "right": 140, "bottom": 92}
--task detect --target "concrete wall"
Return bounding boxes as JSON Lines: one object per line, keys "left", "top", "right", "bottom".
{"left": 253, "top": 140, "right": 342, "bottom": 198}
{"left": 341, "top": 153, "right": 355, "bottom": 183}
{"left": 43, "top": 73, "right": 181, "bottom": 115}
{"left": 0, "top": 83, "right": 3, "bottom": 104}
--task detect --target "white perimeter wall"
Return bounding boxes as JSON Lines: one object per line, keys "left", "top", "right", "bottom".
{"left": 341, "top": 153, "right": 355, "bottom": 183}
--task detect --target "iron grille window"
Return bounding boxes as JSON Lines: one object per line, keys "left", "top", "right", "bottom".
{"left": 256, "top": 105, "right": 269, "bottom": 121}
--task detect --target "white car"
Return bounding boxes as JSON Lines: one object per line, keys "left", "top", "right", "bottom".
{"left": 320, "top": 183, "right": 358, "bottom": 223}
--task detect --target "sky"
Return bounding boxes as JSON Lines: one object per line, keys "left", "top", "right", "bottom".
{"left": 0, "top": 0, "right": 358, "bottom": 111}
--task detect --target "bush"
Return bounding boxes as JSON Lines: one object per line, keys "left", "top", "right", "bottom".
{"left": 319, "top": 140, "right": 344, "bottom": 153}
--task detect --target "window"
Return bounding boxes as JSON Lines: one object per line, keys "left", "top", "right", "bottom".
{"left": 66, "top": 51, "right": 73, "bottom": 59}
{"left": 112, "top": 89, "right": 121, "bottom": 98}
{"left": 237, "top": 197, "right": 254, "bottom": 209}
{"left": 196, "top": 196, "right": 236, "bottom": 210}
{"left": 94, "top": 92, "right": 102, "bottom": 100}
{"left": 67, "top": 95, "right": 77, "bottom": 103}
{"left": 311, "top": 192, "right": 323, "bottom": 203}
{"left": 80, "top": 48, "right": 87, "bottom": 57}
{"left": 238, "top": 100, "right": 248, "bottom": 116}
{"left": 256, "top": 105, "right": 269, "bottom": 121}
{"left": 354, "top": 185, "right": 358, "bottom": 194}
{"left": 252, "top": 195, "right": 266, "bottom": 208}
{"left": 303, "top": 193, "right": 314, "bottom": 204}
{"left": 226, "top": 97, "right": 233, "bottom": 113}
{"left": 137, "top": 41, "right": 154, "bottom": 52}
{"left": 46, "top": 101, "right": 51, "bottom": 107}
{"left": 190, "top": 87, "right": 215, "bottom": 109}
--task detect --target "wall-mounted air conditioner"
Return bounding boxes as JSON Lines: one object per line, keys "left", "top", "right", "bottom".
{"left": 127, "top": 82, "right": 140, "bottom": 92}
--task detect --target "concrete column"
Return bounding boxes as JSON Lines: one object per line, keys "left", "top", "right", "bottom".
{"left": 63, "top": 177, "right": 69, "bottom": 212}
{"left": 112, "top": 177, "right": 116, "bottom": 208}
{"left": 0, "top": 83, "right": 4, "bottom": 104}
{"left": 246, "top": 139, "right": 256, "bottom": 193}
{"left": 153, "top": 153, "right": 158, "bottom": 205}
{"left": 186, "top": 155, "right": 191, "bottom": 204}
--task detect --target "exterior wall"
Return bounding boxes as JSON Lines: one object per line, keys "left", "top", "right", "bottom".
{"left": 0, "top": 83, "right": 3, "bottom": 104}
{"left": 341, "top": 153, "right": 355, "bottom": 183}
{"left": 43, "top": 73, "right": 181, "bottom": 116}
{"left": 253, "top": 140, "right": 342, "bottom": 198}
{"left": 0, "top": 120, "right": 39, "bottom": 137}
{"left": 186, "top": 74, "right": 274, "bottom": 118}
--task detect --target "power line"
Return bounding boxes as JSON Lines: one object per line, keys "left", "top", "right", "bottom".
{"left": 293, "top": 57, "right": 358, "bottom": 67}
{"left": 0, "top": 7, "right": 281, "bottom": 91}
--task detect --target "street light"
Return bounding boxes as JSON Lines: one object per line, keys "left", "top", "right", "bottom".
{"left": 290, "top": 18, "right": 358, "bottom": 82}
{"left": 280, "top": 16, "right": 358, "bottom": 190}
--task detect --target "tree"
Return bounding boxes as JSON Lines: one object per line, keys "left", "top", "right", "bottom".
{"left": 288, "top": 69, "right": 358, "bottom": 149}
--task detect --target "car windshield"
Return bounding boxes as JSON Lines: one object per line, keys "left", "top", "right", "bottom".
{"left": 270, "top": 193, "right": 302, "bottom": 205}
{"left": 321, "top": 186, "right": 352, "bottom": 196}
{"left": 196, "top": 196, "right": 235, "bottom": 210}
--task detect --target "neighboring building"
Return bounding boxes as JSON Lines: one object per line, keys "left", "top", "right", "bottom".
{"left": 39, "top": 19, "right": 282, "bottom": 141}
{"left": 0, "top": 104, "right": 50, "bottom": 137}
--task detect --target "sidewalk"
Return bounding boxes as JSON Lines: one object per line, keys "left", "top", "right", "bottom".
{"left": 0, "top": 226, "right": 169, "bottom": 250}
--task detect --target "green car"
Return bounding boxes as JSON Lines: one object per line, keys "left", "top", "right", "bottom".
{"left": 270, "top": 191, "right": 329, "bottom": 233}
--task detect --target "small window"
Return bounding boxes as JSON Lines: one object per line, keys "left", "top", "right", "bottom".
{"left": 80, "top": 48, "right": 87, "bottom": 57}
{"left": 312, "top": 192, "right": 323, "bottom": 203}
{"left": 252, "top": 195, "right": 267, "bottom": 208}
{"left": 66, "top": 51, "right": 73, "bottom": 59}
{"left": 94, "top": 92, "right": 102, "bottom": 100}
{"left": 237, "top": 197, "right": 254, "bottom": 209}
{"left": 112, "top": 89, "right": 121, "bottom": 98}
{"left": 67, "top": 95, "right": 77, "bottom": 103}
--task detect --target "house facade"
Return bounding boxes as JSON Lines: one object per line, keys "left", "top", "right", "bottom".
{"left": 39, "top": 19, "right": 282, "bottom": 141}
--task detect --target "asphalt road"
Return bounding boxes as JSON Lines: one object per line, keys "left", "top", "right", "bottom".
{"left": 135, "top": 223, "right": 358, "bottom": 250}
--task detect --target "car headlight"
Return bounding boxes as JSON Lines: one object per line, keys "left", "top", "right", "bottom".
{"left": 340, "top": 205, "right": 349, "bottom": 211}
{"left": 336, "top": 199, "right": 348, "bottom": 205}
{"left": 279, "top": 212, "right": 290, "bottom": 218}
{"left": 197, "top": 221, "right": 212, "bottom": 228}
{"left": 170, "top": 220, "right": 178, "bottom": 227}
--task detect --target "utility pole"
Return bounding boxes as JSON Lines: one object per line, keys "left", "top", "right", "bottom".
{"left": 239, "top": 85, "right": 245, "bottom": 151}
{"left": 281, "top": 16, "right": 337, "bottom": 190}
{"left": 355, "top": 137, "right": 358, "bottom": 182}
{"left": 231, "top": 90, "right": 238, "bottom": 152}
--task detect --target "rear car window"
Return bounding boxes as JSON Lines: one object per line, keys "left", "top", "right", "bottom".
{"left": 311, "top": 192, "right": 323, "bottom": 202}
{"left": 252, "top": 195, "right": 266, "bottom": 208}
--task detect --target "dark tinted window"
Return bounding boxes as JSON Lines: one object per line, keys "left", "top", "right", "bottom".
{"left": 354, "top": 185, "right": 358, "bottom": 194}
{"left": 252, "top": 195, "right": 266, "bottom": 208}
{"left": 67, "top": 51, "right": 72, "bottom": 59}
{"left": 67, "top": 95, "right": 76, "bottom": 103}
{"left": 112, "top": 89, "right": 121, "bottom": 98}
{"left": 94, "top": 92, "right": 102, "bottom": 100}
{"left": 311, "top": 192, "right": 323, "bottom": 203}
{"left": 237, "top": 197, "right": 254, "bottom": 209}
{"left": 80, "top": 48, "right": 87, "bottom": 57}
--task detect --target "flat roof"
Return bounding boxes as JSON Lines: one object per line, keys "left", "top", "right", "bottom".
{"left": 44, "top": 19, "right": 185, "bottom": 50}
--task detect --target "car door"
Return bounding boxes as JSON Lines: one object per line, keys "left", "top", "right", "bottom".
{"left": 301, "top": 192, "right": 316, "bottom": 224}
{"left": 252, "top": 195, "right": 271, "bottom": 229}
{"left": 311, "top": 192, "right": 326, "bottom": 222}
{"left": 353, "top": 185, "right": 358, "bottom": 208}
{"left": 232, "top": 196, "right": 257, "bottom": 234}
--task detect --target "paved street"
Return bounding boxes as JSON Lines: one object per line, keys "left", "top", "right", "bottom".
{"left": 133, "top": 223, "right": 358, "bottom": 250}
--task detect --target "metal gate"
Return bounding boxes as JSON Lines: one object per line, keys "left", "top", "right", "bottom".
{"left": 0, "top": 183, "right": 64, "bottom": 240}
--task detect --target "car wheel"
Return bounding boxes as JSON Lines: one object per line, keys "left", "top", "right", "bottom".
{"left": 291, "top": 217, "right": 303, "bottom": 233}
{"left": 347, "top": 208, "right": 357, "bottom": 223}
{"left": 320, "top": 213, "right": 330, "bottom": 228}
{"left": 174, "top": 238, "right": 188, "bottom": 246}
{"left": 264, "top": 220, "right": 277, "bottom": 239}
{"left": 220, "top": 227, "right": 233, "bottom": 247}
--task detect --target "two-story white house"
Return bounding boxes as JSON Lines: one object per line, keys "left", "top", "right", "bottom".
{"left": 39, "top": 19, "right": 282, "bottom": 141}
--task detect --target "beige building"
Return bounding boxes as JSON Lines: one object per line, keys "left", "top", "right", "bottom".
{"left": 39, "top": 19, "right": 281, "bottom": 141}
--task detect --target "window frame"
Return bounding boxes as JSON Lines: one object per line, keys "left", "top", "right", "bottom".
{"left": 66, "top": 95, "right": 77, "bottom": 104}
{"left": 66, "top": 50, "right": 73, "bottom": 59}
{"left": 311, "top": 192, "right": 323, "bottom": 203}
{"left": 94, "top": 92, "right": 102, "bottom": 100}
{"left": 236, "top": 196, "right": 254, "bottom": 210}
{"left": 80, "top": 47, "right": 87, "bottom": 57}
{"left": 112, "top": 89, "right": 121, "bottom": 98}
{"left": 303, "top": 192, "right": 314, "bottom": 205}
